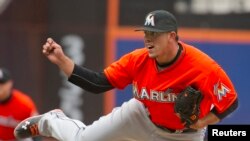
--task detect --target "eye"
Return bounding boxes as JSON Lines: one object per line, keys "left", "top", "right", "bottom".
{"left": 144, "top": 31, "right": 154, "bottom": 37}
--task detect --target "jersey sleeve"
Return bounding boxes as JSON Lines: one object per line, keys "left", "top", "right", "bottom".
{"left": 104, "top": 52, "right": 134, "bottom": 89}
{"left": 206, "top": 67, "right": 238, "bottom": 113}
{"left": 14, "top": 89, "right": 39, "bottom": 117}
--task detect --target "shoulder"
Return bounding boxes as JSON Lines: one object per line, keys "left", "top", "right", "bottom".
{"left": 181, "top": 42, "right": 219, "bottom": 66}
{"left": 130, "top": 48, "right": 148, "bottom": 55}
{"left": 121, "top": 48, "right": 148, "bottom": 58}
{"left": 126, "top": 48, "right": 149, "bottom": 61}
{"left": 180, "top": 41, "right": 209, "bottom": 58}
{"left": 12, "top": 89, "right": 36, "bottom": 107}
{"left": 180, "top": 41, "right": 221, "bottom": 74}
{"left": 115, "top": 48, "right": 148, "bottom": 64}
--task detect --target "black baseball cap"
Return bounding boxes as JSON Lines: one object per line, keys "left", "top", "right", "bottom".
{"left": 0, "top": 68, "right": 11, "bottom": 84}
{"left": 135, "top": 10, "right": 177, "bottom": 33}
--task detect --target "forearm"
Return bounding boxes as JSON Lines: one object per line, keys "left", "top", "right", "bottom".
{"left": 191, "top": 98, "right": 238, "bottom": 129}
{"left": 190, "top": 112, "right": 220, "bottom": 129}
{"left": 200, "top": 112, "right": 220, "bottom": 126}
{"left": 57, "top": 56, "right": 74, "bottom": 77}
{"left": 68, "top": 64, "right": 114, "bottom": 94}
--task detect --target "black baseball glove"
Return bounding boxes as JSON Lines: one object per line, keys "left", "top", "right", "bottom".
{"left": 174, "top": 86, "right": 203, "bottom": 128}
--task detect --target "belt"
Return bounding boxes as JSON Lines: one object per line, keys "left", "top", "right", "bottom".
{"left": 155, "top": 125, "right": 197, "bottom": 133}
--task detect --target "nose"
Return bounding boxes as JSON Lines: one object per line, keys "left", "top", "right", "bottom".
{"left": 144, "top": 37, "right": 152, "bottom": 43}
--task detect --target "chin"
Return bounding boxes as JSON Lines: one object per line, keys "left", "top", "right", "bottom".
{"left": 148, "top": 53, "right": 156, "bottom": 58}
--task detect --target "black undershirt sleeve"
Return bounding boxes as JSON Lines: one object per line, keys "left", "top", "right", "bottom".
{"left": 68, "top": 64, "right": 114, "bottom": 94}
{"left": 211, "top": 98, "right": 238, "bottom": 120}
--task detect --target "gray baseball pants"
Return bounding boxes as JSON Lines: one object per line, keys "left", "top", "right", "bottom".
{"left": 38, "top": 98, "right": 206, "bottom": 141}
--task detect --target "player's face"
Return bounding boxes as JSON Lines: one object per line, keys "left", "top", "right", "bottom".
{"left": 0, "top": 80, "right": 13, "bottom": 100}
{"left": 144, "top": 31, "right": 173, "bottom": 59}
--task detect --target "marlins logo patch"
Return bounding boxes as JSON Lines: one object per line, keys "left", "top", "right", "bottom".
{"left": 144, "top": 14, "right": 155, "bottom": 26}
{"left": 214, "top": 81, "right": 230, "bottom": 101}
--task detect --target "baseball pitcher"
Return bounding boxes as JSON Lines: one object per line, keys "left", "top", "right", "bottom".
{"left": 14, "top": 10, "right": 238, "bottom": 141}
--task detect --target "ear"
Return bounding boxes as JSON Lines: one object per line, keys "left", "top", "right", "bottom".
{"left": 169, "top": 31, "right": 177, "bottom": 41}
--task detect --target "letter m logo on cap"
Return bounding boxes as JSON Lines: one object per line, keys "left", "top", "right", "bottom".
{"left": 144, "top": 14, "right": 155, "bottom": 26}
{"left": 0, "top": 70, "right": 3, "bottom": 79}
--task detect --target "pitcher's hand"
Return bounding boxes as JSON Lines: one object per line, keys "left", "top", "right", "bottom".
{"left": 42, "top": 38, "right": 66, "bottom": 65}
{"left": 42, "top": 38, "right": 74, "bottom": 77}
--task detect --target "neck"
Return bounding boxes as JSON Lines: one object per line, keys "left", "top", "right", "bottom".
{"left": 0, "top": 92, "right": 12, "bottom": 104}
{"left": 156, "top": 43, "right": 182, "bottom": 68}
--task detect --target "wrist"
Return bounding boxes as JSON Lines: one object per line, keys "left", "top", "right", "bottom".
{"left": 57, "top": 56, "right": 74, "bottom": 77}
{"left": 198, "top": 119, "right": 207, "bottom": 128}
{"left": 199, "top": 112, "right": 220, "bottom": 127}
{"left": 57, "top": 55, "right": 71, "bottom": 67}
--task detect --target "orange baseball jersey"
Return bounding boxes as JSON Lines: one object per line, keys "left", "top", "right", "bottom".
{"left": 0, "top": 89, "right": 38, "bottom": 140}
{"left": 104, "top": 41, "right": 237, "bottom": 129}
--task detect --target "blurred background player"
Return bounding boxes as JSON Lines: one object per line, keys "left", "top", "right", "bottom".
{"left": 0, "top": 67, "right": 39, "bottom": 141}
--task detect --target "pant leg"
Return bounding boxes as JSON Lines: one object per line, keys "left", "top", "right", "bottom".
{"left": 38, "top": 110, "right": 86, "bottom": 141}
{"left": 78, "top": 98, "right": 155, "bottom": 141}
{"left": 37, "top": 99, "right": 206, "bottom": 141}
{"left": 37, "top": 99, "right": 155, "bottom": 141}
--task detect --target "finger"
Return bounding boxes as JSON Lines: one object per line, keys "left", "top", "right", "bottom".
{"left": 43, "top": 42, "right": 50, "bottom": 49}
{"left": 46, "top": 40, "right": 60, "bottom": 50}
{"left": 47, "top": 38, "right": 54, "bottom": 45}
{"left": 189, "top": 124, "right": 197, "bottom": 129}
{"left": 42, "top": 44, "right": 50, "bottom": 52}
{"left": 42, "top": 44, "right": 55, "bottom": 54}
{"left": 43, "top": 42, "right": 51, "bottom": 49}
{"left": 42, "top": 45, "right": 50, "bottom": 55}
{"left": 42, "top": 49, "right": 49, "bottom": 55}
{"left": 42, "top": 48, "right": 50, "bottom": 55}
{"left": 176, "top": 113, "right": 181, "bottom": 118}
{"left": 182, "top": 121, "right": 186, "bottom": 126}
